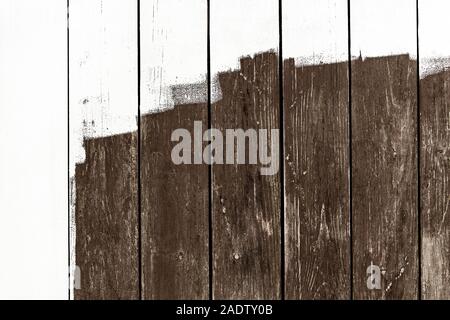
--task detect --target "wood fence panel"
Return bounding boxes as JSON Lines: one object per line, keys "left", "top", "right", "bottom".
{"left": 351, "top": 0, "right": 418, "bottom": 299}
{"left": 70, "top": 0, "right": 139, "bottom": 299}
{"left": 210, "top": 0, "right": 281, "bottom": 299}
{"left": 0, "top": 0, "right": 68, "bottom": 299}
{"left": 419, "top": 0, "right": 450, "bottom": 300}
{"left": 140, "top": 108, "right": 209, "bottom": 299}
{"left": 65, "top": 0, "right": 450, "bottom": 301}
{"left": 283, "top": 0, "right": 351, "bottom": 299}
{"left": 139, "top": 0, "right": 209, "bottom": 299}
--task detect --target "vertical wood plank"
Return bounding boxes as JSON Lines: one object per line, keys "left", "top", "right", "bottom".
{"left": 70, "top": 0, "right": 139, "bottom": 299}
{"left": 283, "top": 0, "right": 350, "bottom": 299}
{"left": 74, "top": 133, "right": 138, "bottom": 299}
{"left": 0, "top": 0, "right": 68, "bottom": 299}
{"left": 351, "top": 0, "right": 419, "bottom": 299}
{"left": 419, "top": 0, "right": 450, "bottom": 299}
{"left": 139, "top": 0, "right": 209, "bottom": 299}
{"left": 210, "top": 0, "right": 281, "bottom": 299}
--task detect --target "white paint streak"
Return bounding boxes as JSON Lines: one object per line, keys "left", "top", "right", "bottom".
{"left": 422, "top": 234, "right": 445, "bottom": 296}
{"left": 351, "top": 0, "right": 416, "bottom": 58}
{"left": 140, "top": 0, "right": 207, "bottom": 113}
{"left": 283, "top": 0, "right": 348, "bottom": 65}
{"left": 0, "top": 0, "right": 68, "bottom": 299}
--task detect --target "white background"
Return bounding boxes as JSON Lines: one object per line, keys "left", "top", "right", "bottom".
{"left": 0, "top": 0, "right": 68, "bottom": 299}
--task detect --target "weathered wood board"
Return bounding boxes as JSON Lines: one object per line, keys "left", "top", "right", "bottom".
{"left": 140, "top": 107, "right": 209, "bottom": 299}
{"left": 210, "top": 0, "right": 281, "bottom": 299}
{"left": 211, "top": 53, "right": 281, "bottom": 299}
{"left": 419, "top": 0, "right": 450, "bottom": 300}
{"left": 70, "top": 0, "right": 139, "bottom": 299}
{"left": 60, "top": 0, "right": 450, "bottom": 301}
{"left": 350, "top": 0, "right": 419, "bottom": 300}
{"left": 139, "top": 0, "right": 209, "bottom": 299}
{"left": 283, "top": 0, "right": 351, "bottom": 299}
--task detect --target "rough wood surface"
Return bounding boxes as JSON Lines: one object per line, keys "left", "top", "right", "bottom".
{"left": 352, "top": 55, "right": 418, "bottom": 299}
{"left": 140, "top": 105, "right": 209, "bottom": 299}
{"left": 420, "top": 70, "right": 450, "bottom": 299}
{"left": 70, "top": 0, "right": 138, "bottom": 300}
{"left": 211, "top": 52, "right": 281, "bottom": 299}
{"left": 75, "top": 133, "right": 139, "bottom": 299}
{"left": 284, "top": 59, "right": 350, "bottom": 299}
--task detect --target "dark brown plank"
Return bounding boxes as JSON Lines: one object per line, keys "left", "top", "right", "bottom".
{"left": 211, "top": 52, "right": 281, "bottom": 299}
{"left": 140, "top": 104, "right": 209, "bottom": 299}
{"left": 420, "top": 70, "right": 450, "bottom": 299}
{"left": 284, "top": 59, "right": 350, "bottom": 299}
{"left": 352, "top": 55, "right": 418, "bottom": 299}
{"left": 75, "top": 133, "right": 139, "bottom": 300}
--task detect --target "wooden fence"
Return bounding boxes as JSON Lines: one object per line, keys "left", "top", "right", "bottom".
{"left": 70, "top": 0, "right": 449, "bottom": 300}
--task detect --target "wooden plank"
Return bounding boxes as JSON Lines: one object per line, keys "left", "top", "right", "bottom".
{"left": 139, "top": 0, "right": 209, "bottom": 299}
{"left": 351, "top": 0, "right": 418, "bottom": 299}
{"left": 140, "top": 107, "right": 208, "bottom": 299}
{"left": 70, "top": 0, "right": 139, "bottom": 299}
{"left": 419, "top": 0, "right": 450, "bottom": 299}
{"left": 74, "top": 133, "right": 139, "bottom": 299}
{"left": 0, "top": 0, "right": 68, "bottom": 299}
{"left": 210, "top": 0, "right": 281, "bottom": 299}
{"left": 283, "top": 0, "right": 350, "bottom": 299}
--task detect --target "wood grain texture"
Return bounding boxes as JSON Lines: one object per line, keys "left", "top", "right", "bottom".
{"left": 140, "top": 105, "right": 209, "bottom": 299}
{"left": 420, "top": 70, "right": 450, "bottom": 299}
{"left": 352, "top": 55, "right": 418, "bottom": 299}
{"left": 75, "top": 134, "right": 139, "bottom": 299}
{"left": 139, "top": 0, "right": 208, "bottom": 299}
{"left": 70, "top": 0, "right": 139, "bottom": 299}
{"left": 211, "top": 52, "right": 281, "bottom": 299}
{"left": 284, "top": 60, "right": 350, "bottom": 299}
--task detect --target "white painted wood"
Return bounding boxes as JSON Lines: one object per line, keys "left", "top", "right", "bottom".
{"left": 351, "top": 0, "right": 416, "bottom": 58}
{"left": 210, "top": 0, "right": 278, "bottom": 102}
{"left": 419, "top": 0, "right": 450, "bottom": 76}
{"left": 0, "top": 0, "right": 68, "bottom": 299}
{"left": 418, "top": 0, "right": 450, "bottom": 299}
{"left": 210, "top": 0, "right": 280, "bottom": 299}
{"left": 69, "top": 0, "right": 138, "bottom": 172}
{"left": 140, "top": 0, "right": 207, "bottom": 114}
{"left": 69, "top": 0, "right": 138, "bottom": 298}
{"left": 211, "top": 0, "right": 278, "bottom": 72}
{"left": 283, "top": 0, "right": 348, "bottom": 64}
{"left": 282, "top": 0, "right": 350, "bottom": 300}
